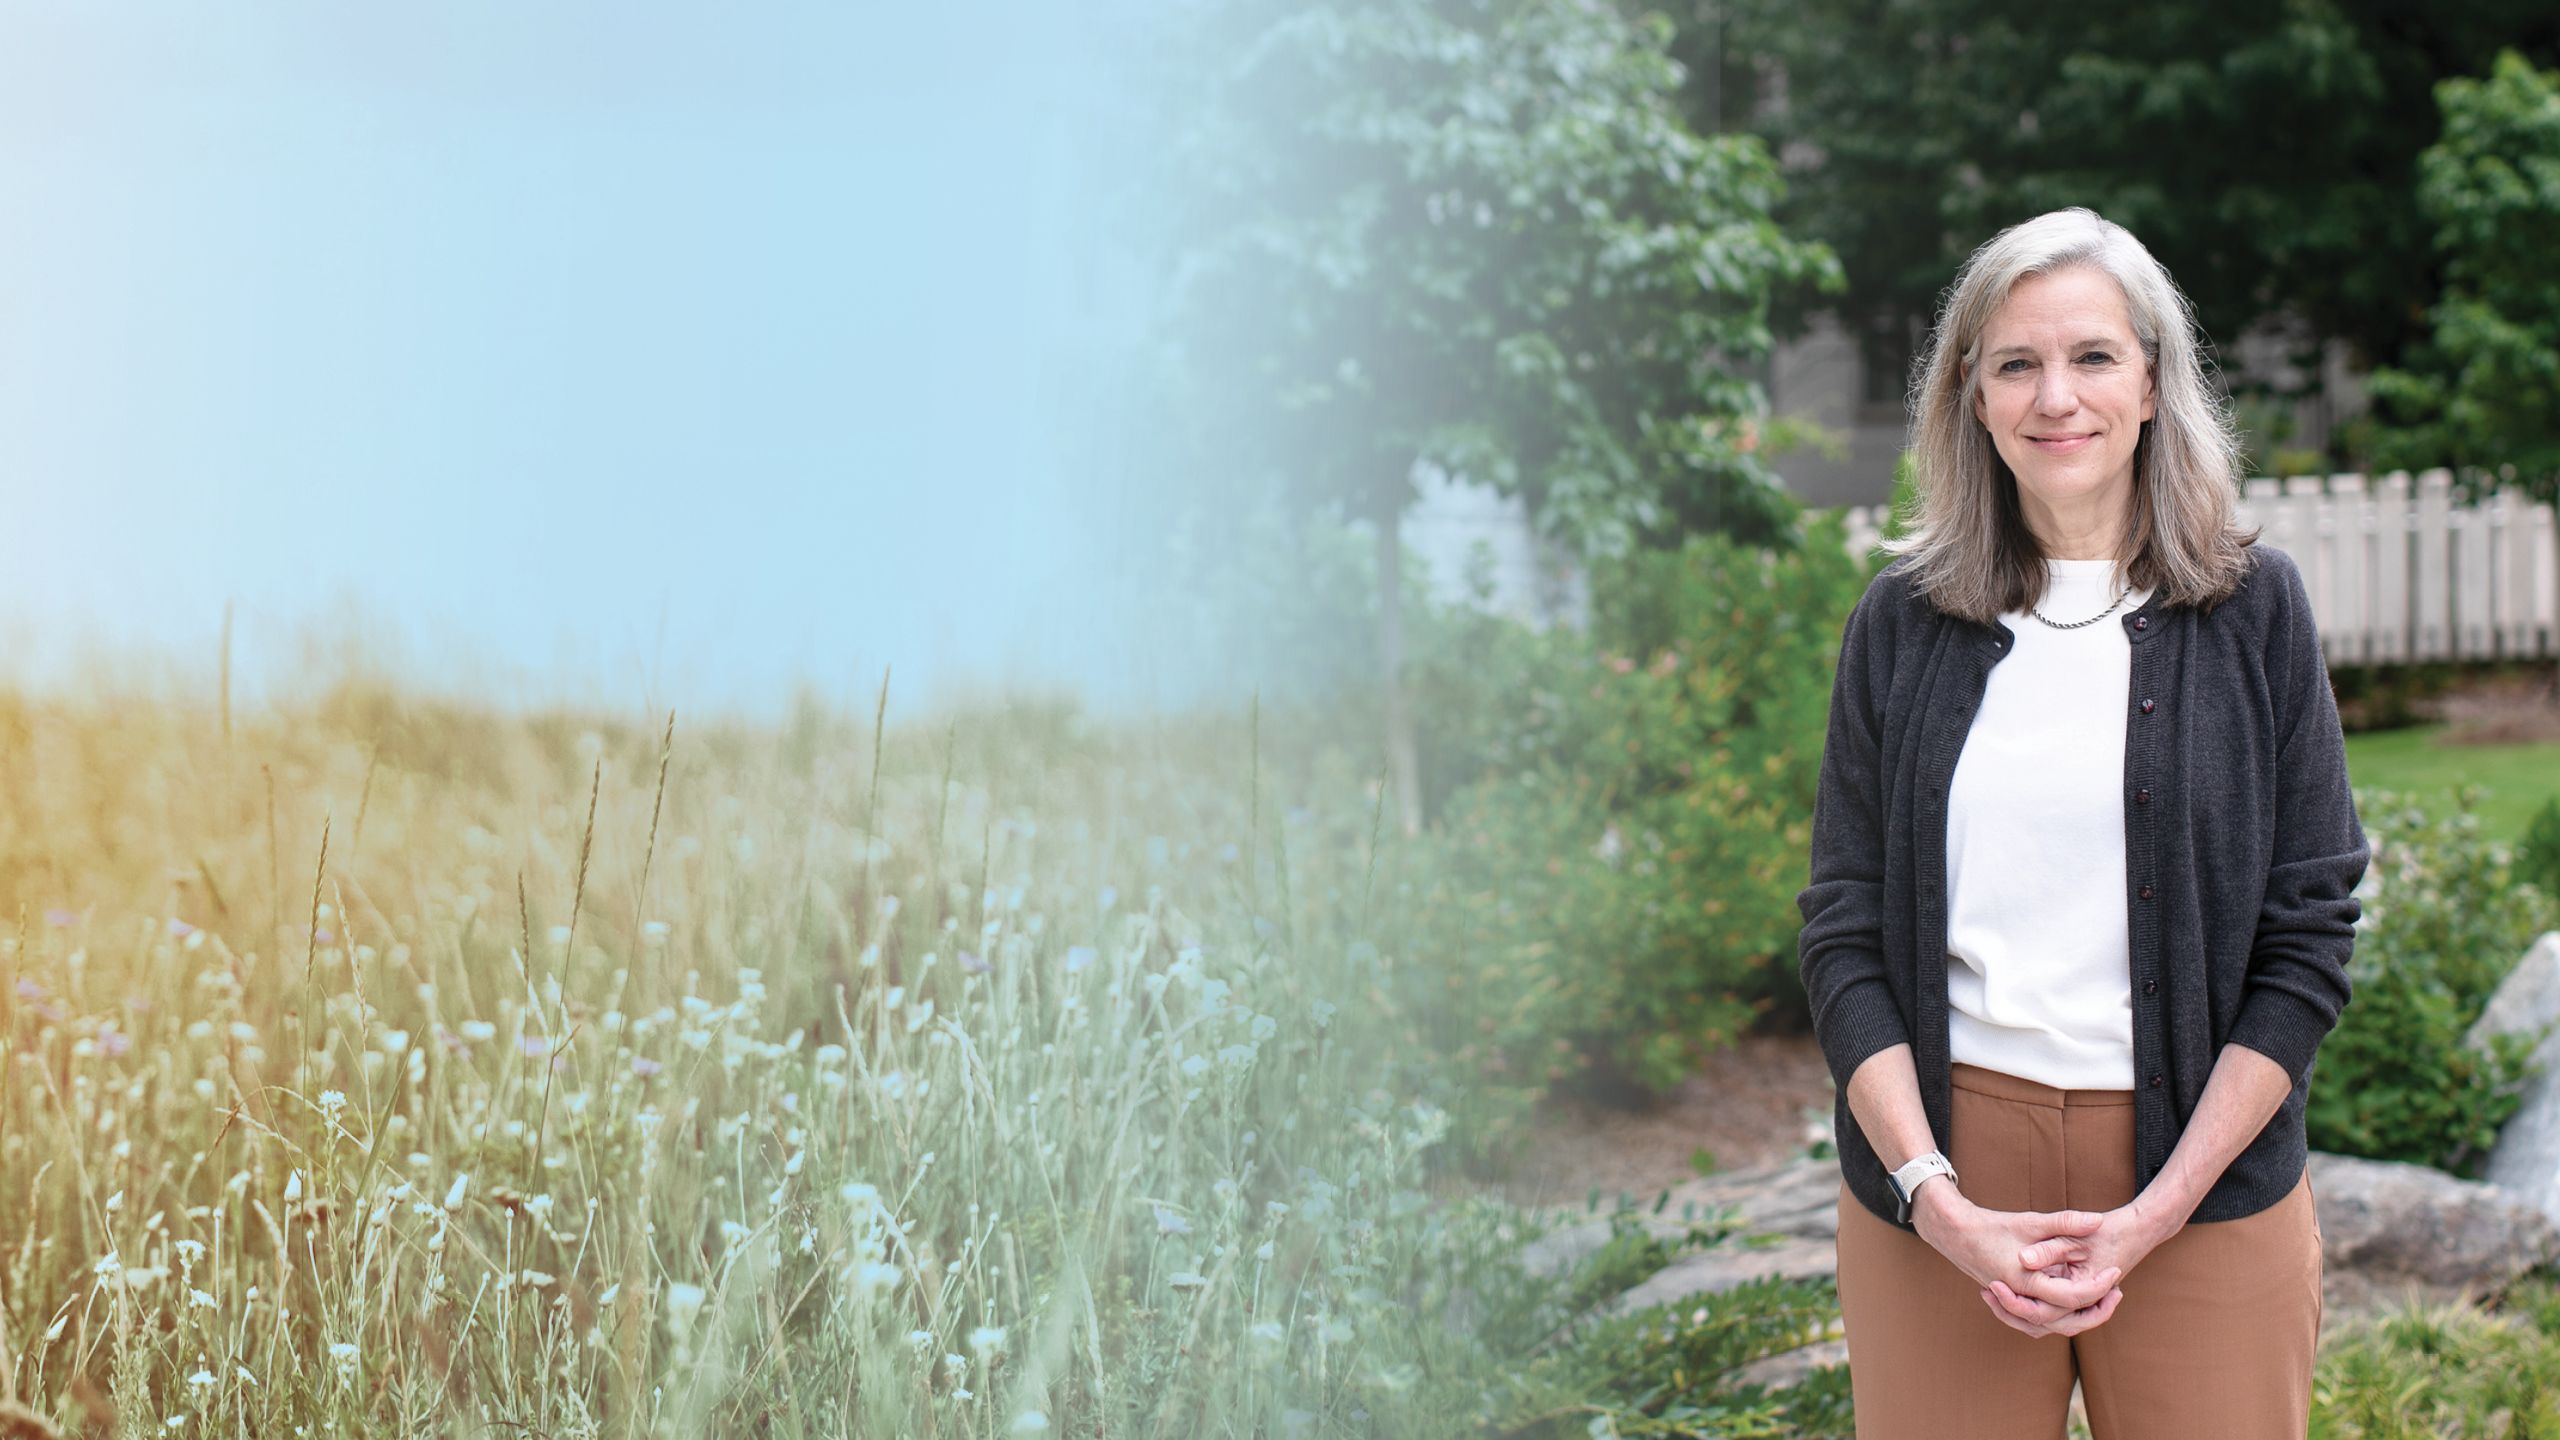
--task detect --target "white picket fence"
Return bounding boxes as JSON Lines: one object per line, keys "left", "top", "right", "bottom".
{"left": 1842, "top": 470, "right": 2560, "bottom": 665}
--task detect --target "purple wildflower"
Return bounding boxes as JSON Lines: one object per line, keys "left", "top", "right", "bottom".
{"left": 959, "top": 951, "right": 990, "bottom": 975}
{"left": 631, "top": 1056, "right": 664, "bottom": 1078}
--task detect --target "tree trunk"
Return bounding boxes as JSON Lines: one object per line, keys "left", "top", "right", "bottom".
{"left": 1376, "top": 501, "right": 1425, "bottom": 838}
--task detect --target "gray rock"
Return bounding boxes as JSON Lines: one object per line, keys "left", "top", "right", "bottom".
{"left": 2466, "top": 931, "right": 2560, "bottom": 1225}
{"left": 2308, "top": 1150, "right": 2560, "bottom": 1313}
{"left": 1605, "top": 1233, "right": 1839, "bottom": 1317}
{"left": 1514, "top": 1155, "right": 1840, "bottom": 1283}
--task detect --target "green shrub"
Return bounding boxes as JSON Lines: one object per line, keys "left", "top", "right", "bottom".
{"left": 2306, "top": 785, "right": 2560, "bottom": 1174}
{"left": 2521, "top": 793, "right": 2560, "bottom": 899}
{"left": 1395, "top": 511, "right": 1874, "bottom": 1122}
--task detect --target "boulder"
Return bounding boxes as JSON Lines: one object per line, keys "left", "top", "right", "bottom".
{"left": 2308, "top": 1150, "right": 2560, "bottom": 1313}
{"left": 2465, "top": 931, "right": 2560, "bottom": 1226}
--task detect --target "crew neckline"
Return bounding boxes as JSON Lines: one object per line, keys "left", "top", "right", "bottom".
{"left": 2043, "top": 557, "right": 2138, "bottom": 590}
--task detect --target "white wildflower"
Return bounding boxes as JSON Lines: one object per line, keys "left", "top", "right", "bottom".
{"left": 663, "top": 1282, "right": 708, "bottom": 1330}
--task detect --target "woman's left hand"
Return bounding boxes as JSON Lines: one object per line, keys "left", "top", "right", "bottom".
{"left": 1980, "top": 1196, "right": 2178, "bottom": 1333}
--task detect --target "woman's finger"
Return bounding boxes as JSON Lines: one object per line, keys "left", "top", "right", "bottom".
{"left": 2009, "top": 1265, "right": 2120, "bottom": 1311}
{"left": 2021, "top": 1283, "right": 2124, "bottom": 1339}
{"left": 1981, "top": 1288, "right": 2048, "bottom": 1338}
{"left": 2019, "top": 1237, "right": 2089, "bottom": 1269}
{"left": 2022, "top": 1208, "right": 2106, "bottom": 1234}
{"left": 1989, "top": 1280, "right": 2071, "bottom": 1325}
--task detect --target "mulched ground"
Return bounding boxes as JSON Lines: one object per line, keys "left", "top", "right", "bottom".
{"left": 1485, "top": 1032, "right": 1835, "bottom": 1212}
{"left": 2430, "top": 668, "right": 2560, "bottom": 745}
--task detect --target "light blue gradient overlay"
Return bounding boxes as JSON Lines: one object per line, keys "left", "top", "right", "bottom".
{"left": 0, "top": 2, "right": 1179, "bottom": 722}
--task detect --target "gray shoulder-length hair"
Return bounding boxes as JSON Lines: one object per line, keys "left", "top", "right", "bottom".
{"left": 1882, "top": 206, "right": 2261, "bottom": 624}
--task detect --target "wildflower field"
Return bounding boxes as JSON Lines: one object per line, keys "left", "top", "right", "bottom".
{"left": 0, "top": 683, "right": 1456, "bottom": 1437}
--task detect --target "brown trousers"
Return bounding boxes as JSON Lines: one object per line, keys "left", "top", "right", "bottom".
{"left": 1835, "top": 1061, "right": 2323, "bottom": 1439}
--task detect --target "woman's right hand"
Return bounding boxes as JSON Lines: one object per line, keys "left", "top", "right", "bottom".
{"left": 1910, "top": 1184, "right": 2125, "bottom": 1338}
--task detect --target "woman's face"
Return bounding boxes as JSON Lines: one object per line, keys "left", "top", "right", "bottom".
{"left": 1968, "top": 265, "right": 2156, "bottom": 524}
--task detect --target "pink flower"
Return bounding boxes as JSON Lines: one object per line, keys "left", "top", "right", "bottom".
{"left": 43, "top": 909, "right": 77, "bottom": 928}
{"left": 631, "top": 1056, "right": 664, "bottom": 1078}
{"left": 99, "top": 1029, "right": 131, "bottom": 1059}
{"left": 167, "top": 918, "right": 198, "bottom": 939}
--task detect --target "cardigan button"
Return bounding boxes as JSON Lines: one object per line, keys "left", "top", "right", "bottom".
{"left": 2139, "top": 698, "right": 2155, "bottom": 714}
{"left": 2133, "top": 615, "right": 2148, "bottom": 631}
{"left": 2143, "top": 979, "right": 2158, "bottom": 995}
{"left": 2148, "top": 1073, "right": 2163, "bottom": 1089}
{"left": 2138, "top": 884, "right": 2155, "bottom": 900}
{"left": 2135, "top": 788, "right": 2151, "bottom": 804}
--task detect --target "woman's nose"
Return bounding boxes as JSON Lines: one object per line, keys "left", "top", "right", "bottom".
{"left": 2035, "top": 370, "right": 2079, "bottom": 414}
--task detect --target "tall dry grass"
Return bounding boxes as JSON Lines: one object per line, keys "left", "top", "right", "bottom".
{"left": 0, "top": 679, "right": 1521, "bottom": 1437}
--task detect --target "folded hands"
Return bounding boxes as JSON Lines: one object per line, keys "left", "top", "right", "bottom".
{"left": 1911, "top": 1183, "right": 2178, "bottom": 1339}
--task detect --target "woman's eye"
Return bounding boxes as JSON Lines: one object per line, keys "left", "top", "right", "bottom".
{"left": 2080, "top": 351, "right": 2114, "bottom": 365}
{"left": 1999, "top": 358, "right": 2031, "bottom": 374}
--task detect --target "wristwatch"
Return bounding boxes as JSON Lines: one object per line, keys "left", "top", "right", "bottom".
{"left": 1887, "top": 1150, "right": 1959, "bottom": 1226}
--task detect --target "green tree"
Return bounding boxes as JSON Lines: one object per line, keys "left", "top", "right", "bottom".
{"left": 2365, "top": 49, "right": 2560, "bottom": 702}
{"left": 1151, "top": 0, "right": 1839, "bottom": 832}
{"left": 2367, "top": 57, "right": 2560, "bottom": 506}
{"left": 1664, "top": 1, "right": 2560, "bottom": 413}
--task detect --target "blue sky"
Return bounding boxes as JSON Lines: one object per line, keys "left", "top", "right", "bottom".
{"left": 0, "top": 1, "right": 1176, "bottom": 722}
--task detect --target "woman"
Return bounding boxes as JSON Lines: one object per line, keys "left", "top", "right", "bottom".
{"left": 1795, "top": 207, "right": 2368, "bottom": 1437}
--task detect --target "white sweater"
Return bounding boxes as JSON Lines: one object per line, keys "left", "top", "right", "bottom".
{"left": 1943, "top": 557, "right": 2155, "bottom": 1091}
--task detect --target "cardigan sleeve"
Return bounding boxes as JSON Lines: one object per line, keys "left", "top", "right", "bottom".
{"left": 2225, "top": 547, "right": 2370, "bottom": 1090}
{"left": 1796, "top": 565, "right": 1914, "bottom": 1095}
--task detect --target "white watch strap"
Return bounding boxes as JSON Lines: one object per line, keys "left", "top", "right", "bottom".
{"left": 1889, "top": 1151, "right": 1957, "bottom": 1219}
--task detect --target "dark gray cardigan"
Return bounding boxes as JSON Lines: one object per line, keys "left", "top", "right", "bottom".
{"left": 1795, "top": 543, "right": 2369, "bottom": 1234}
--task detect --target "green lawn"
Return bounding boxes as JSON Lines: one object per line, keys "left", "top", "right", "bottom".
{"left": 2344, "top": 724, "right": 2560, "bottom": 844}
